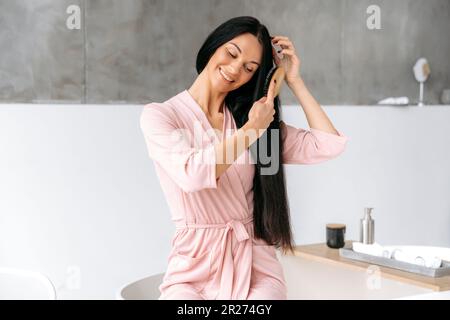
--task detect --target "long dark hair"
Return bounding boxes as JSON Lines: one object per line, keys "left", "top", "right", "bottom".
{"left": 195, "top": 16, "right": 294, "bottom": 254}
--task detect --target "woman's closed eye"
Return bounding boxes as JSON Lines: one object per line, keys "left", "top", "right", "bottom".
{"left": 227, "top": 50, "right": 237, "bottom": 59}
{"left": 227, "top": 50, "right": 254, "bottom": 72}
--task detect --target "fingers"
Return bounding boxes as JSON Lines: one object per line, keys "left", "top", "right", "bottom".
{"left": 271, "top": 36, "right": 296, "bottom": 62}
{"left": 272, "top": 35, "right": 289, "bottom": 42}
{"left": 272, "top": 47, "right": 282, "bottom": 65}
{"left": 271, "top": 45, "right": 279, "bottom": 58}
{"left": 280, "top": 48, "right": 295, "bottom": 56}
{"left": 274, "top": 39, "right": 295, "bottom": 51}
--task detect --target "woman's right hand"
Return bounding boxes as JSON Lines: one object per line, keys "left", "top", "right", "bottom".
{"left": 215, "top": 79, "right": 277, "bottom": 178}
{"left": 246, "top": 78, "right": 277, "bottom": 137}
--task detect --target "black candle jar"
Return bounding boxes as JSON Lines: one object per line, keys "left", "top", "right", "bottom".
{"left": 326, "top": 224, "right": 346, "bottom": 249}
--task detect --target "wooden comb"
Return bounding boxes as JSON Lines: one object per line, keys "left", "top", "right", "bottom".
{"left": 263, "top": 66, "right": 285, "bottom": 98}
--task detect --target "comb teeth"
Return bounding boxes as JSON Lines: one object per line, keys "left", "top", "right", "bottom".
{"left": 263, "top": 66, "right": 278, "bottom": 97}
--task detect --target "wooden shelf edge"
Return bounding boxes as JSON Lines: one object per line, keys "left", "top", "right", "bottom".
{"left": 291, "top": 242, "right": 450, "bottom": 292}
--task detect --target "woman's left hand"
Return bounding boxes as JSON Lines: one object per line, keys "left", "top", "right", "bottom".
{"left": 271, "top": 36, "right": 302, "bottom": 86}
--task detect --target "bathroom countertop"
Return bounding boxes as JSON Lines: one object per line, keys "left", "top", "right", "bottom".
{"left": 291, "top": 241, "right": 450, "bottom": 292}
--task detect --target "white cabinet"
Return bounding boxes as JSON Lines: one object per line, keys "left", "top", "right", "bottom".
{"left": 278, "top": 242, "right": 448, "bottom": 300}
{"left": 280, "top": 254, "right": 433, "bottom": 299}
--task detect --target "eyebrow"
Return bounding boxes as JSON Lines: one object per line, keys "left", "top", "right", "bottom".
{"left": 229, "top": 42, "right": 260, "bottom": 66}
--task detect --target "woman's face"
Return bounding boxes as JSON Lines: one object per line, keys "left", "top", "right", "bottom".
{"left": 206, "top": 33, "right": 263, "bottom": 92}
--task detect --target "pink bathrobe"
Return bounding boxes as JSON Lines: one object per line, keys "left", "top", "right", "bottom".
{"left": 140, "top": 89, "right": 349, "bottom": 300}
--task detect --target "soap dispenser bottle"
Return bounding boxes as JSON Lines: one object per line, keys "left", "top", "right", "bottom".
{"left": 360, "top": 207, "right": 375, "bottom": 244}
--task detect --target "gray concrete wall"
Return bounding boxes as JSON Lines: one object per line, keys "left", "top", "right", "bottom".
{"left": 0, "top": 0, "right": 449, "bottom": 105}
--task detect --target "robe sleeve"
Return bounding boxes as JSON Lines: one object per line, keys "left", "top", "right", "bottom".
{"left": 280, "top": 120, "right": 349, "bottom": 164}
{"left": 139, "top": 103, "right": 218, "bottom": 193}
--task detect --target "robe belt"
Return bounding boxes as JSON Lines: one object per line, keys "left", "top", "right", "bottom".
{"left": 175, "top": 215, "right": 254, "bottom": 299}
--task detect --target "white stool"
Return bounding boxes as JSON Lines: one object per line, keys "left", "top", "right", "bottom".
{"left": 117, "top": 273, "right": 164, "bottom": 300}
{"left": 0, "top": 267, "right": 56, "bottom": 300}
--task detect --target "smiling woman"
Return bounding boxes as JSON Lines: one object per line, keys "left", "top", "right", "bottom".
{"left": 139, "top": 16, "right": 348, "bottom": 301}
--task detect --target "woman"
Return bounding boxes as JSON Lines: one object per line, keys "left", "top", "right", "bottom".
{"left": 140, "top": 16, "right": 348, "bottom": 300}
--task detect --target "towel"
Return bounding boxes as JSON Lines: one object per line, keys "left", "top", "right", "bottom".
{"left": 377, "top": 97, "right": 409, "bottom": 105}
{"left": 352, "top": 242, "right": 443, "bottom": 269}
{"left": 352, "top": 242, "right": 393, "bottom": 258}
{"left": 385, "top": 247, "right": 443, "bottom": 269}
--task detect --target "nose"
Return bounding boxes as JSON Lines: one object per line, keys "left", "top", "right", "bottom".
{"left": 228, "top": 60, "right": 243, "bottom": 76}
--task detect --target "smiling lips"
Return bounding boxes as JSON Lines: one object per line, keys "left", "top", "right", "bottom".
{"left": 219, "top": 68, "right": 235, "bottom": 83}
